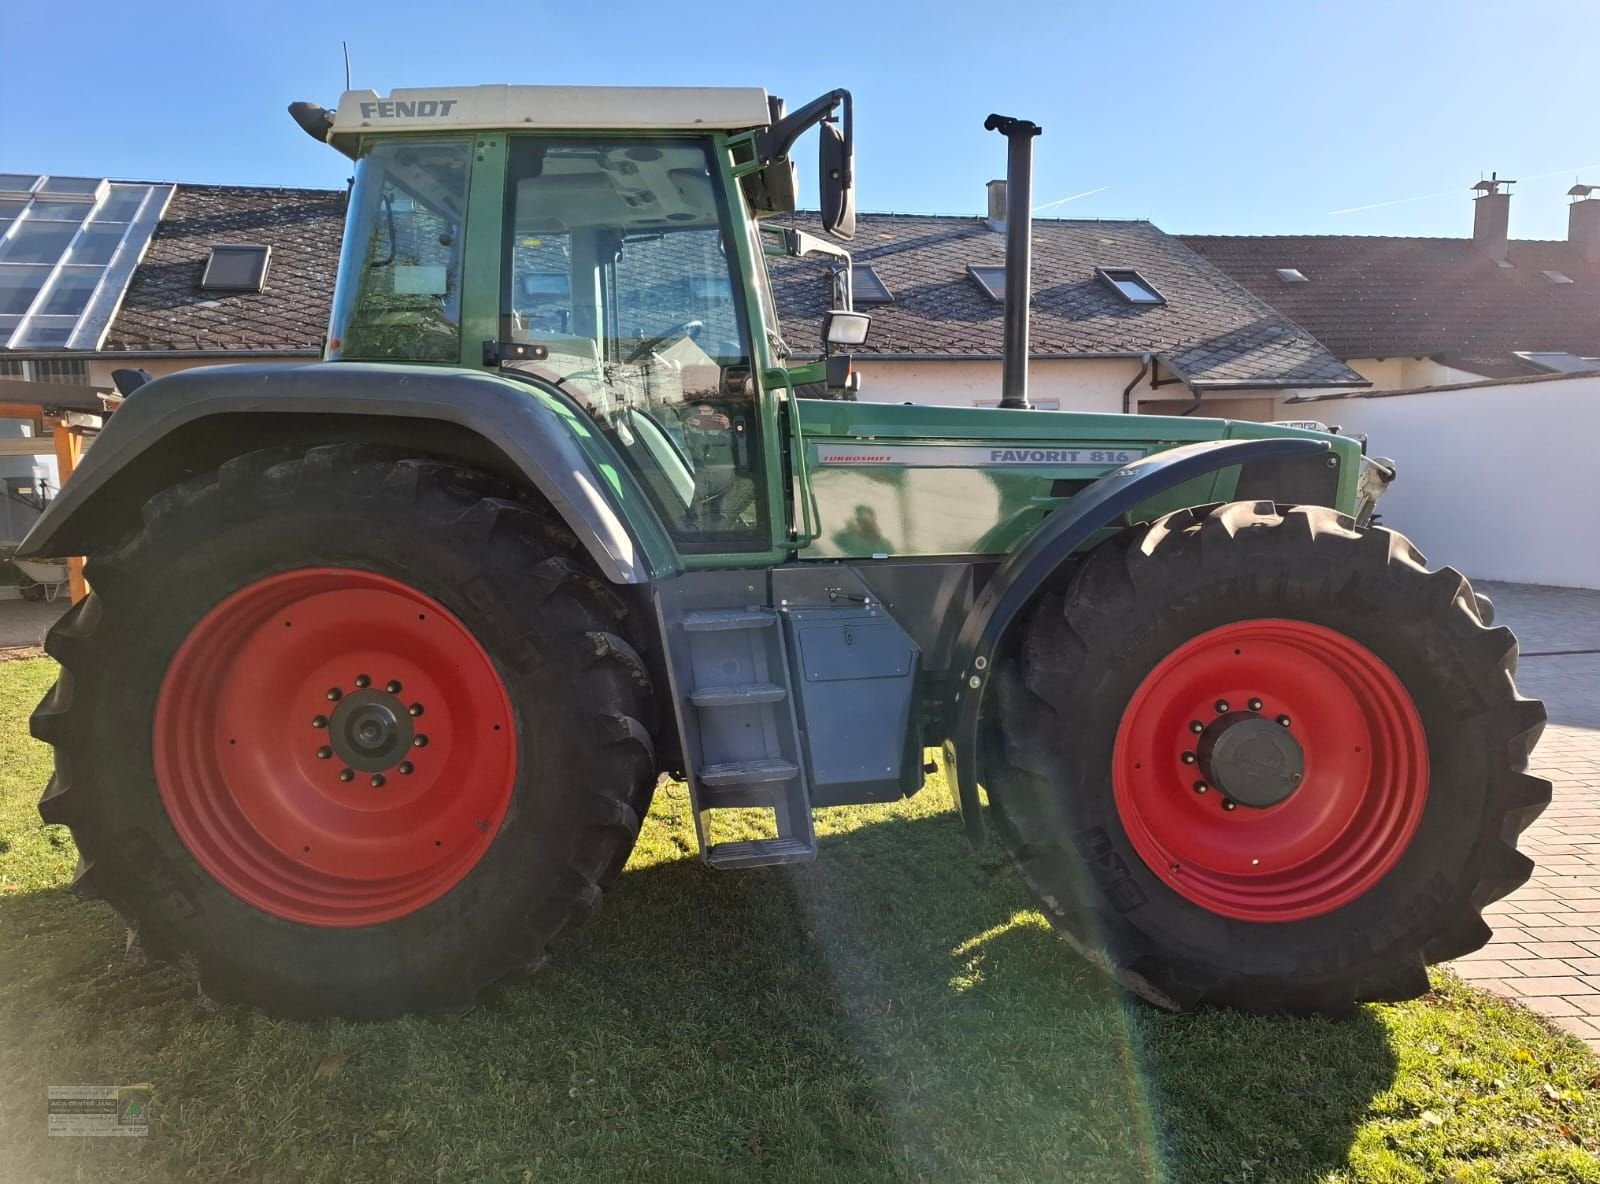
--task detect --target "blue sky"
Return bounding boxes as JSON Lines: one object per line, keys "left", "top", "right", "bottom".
{"left": 3, "top": 0, "right": 1596, "bottom": 239}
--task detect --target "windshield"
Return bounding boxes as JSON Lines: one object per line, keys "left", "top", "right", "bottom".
{"left": 499, "top": 136, "right": 766, "bottom": 549}
{"left": 328, "top": 139, "right": 472, "bottom": 363}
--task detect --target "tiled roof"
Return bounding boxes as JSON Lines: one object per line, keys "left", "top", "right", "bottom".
{"left": 102, "top": 184, "right": 346, "bottom": 353}
{"left": 768, "top": 213, "right": 1366, "bottom": 390}
{"left": 1180, "top": 232, "right": 1600, "bottom": 373}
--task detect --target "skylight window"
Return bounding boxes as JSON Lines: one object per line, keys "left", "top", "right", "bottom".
{"left": 1514, "top": 351, "right": 1600, "bottom": 374}
{"left": 1543, "top": 270, "right": 1574, "bottom": 285}
{"left": 0, "top": 177, "right": 172, "bottom": 350}
{"left": 1097, "top": 267, "right": 1165, "bottom": 305}
{"left": 200, "top": 244, "right": 272, "bottom": 293}
{"left": 850, "top": 264, "right": 894, "bottom": 304}
{"left": 967, "top": 264, "right": 1006, "bottom": 302}
{"left": 1276, "top": 268, "right": 1309, "bottom": 283}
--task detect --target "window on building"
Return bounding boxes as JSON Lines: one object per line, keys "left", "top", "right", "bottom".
{"left": 850, "top": 264, "right": 893, "bottom": 304}
{"left": 1096, "top": 267, "right": 1165, "bottom": 305}
{"left": 1276, "top": 268, "right": 1309, "bottom": 283}
{"left": 0, "top": 176, "right": 172, "bottom": 350}
{"left": 0, "top": 358, "right": 89, "bottom": 382}
{"left": 1515, "top": 351, "right": 1600, "bottom": 374}
{"left": 967, "top": 265, "right": 1006, "bottom": 301}
{"left": 201, "top": 244, "right": 272, "bottom": 292}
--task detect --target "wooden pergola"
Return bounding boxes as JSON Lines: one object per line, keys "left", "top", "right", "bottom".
{"left": 0, "top": 377, "right": 121, "bottom": 604}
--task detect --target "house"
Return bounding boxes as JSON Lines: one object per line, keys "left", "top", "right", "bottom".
{"left": 0, "top": 176, "right": 344, "bottom": 392}
{"left": 1182, "top": 181, "right": 1600, "bottom": 392}
{"left": 771, "top": 183, "right": 1367, "bottom": 419}
{"left": 0, "top": 175, "right": 343, "bottom": 544}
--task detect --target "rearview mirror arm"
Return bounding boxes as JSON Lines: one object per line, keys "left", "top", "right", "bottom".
{"left": 755, "top": 89, "right": 851, "bottom": 167}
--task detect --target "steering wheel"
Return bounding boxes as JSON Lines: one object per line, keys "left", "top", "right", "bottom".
{"left": 625, "top": 319, "right": 704, "bottom": 363}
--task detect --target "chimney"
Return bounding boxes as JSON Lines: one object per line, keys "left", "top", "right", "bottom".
{"left": 986, "top": 179, "right": 1007, "bottom": 233}
{"left": 1570, "top": 184, "right": 1600, "bottom": 264}
{"left": 1471, "top": 172, "right": 1515, "bottom": 261}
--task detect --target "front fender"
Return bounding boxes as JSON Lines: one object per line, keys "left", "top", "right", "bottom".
{"left": 17, "top": 362, "right": 678, "bottom": 585}
{"left": 943, "top": 436, "right": 1332, "bottom": 845}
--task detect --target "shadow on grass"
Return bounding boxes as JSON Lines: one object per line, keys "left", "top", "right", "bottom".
{"left": 0, "top": 808, "right": 1397, "bottom": 1184}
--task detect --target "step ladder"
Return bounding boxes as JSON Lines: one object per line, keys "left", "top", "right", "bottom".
{"left": 655, "top": 578, "right": 815, "bottom": 869}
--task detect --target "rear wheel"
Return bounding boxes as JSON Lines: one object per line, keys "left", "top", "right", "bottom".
{"left": 990, "top": 501, "right": 1550, "bottom": 1015}
{"left": 32, "top": 445, "right": 657, "bottom": 1018}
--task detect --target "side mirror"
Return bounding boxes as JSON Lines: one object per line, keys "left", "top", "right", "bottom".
{"left": 752, "top": 90, "right": 855, "bottom": 234}
{"left": 819, "top": 112, "right": 855, "bottom": 240}
{"left": 822, "top": 310, "right": 870, "bottom": 347}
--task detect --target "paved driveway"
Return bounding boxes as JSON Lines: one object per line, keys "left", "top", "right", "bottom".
{"left": 1450, "top": 581, "right": 1600, "bottom": 1045}
{"left": 0, "top": 596, "right": 69, "bottom": 652}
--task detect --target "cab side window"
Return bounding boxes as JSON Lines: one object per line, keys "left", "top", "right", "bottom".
{"left": 500, "top": 137, "right": 765, "bottom": 548}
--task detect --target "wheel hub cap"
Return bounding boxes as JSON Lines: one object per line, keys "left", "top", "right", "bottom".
{"left": 329, "top": 689, "right": 415, "bottom": 771}
{"left": 1197, "top": 713, "right": 1304, "bottom": 809}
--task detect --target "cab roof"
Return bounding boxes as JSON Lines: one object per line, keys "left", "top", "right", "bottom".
{"left": 329, "top": 85, "right": 772, "bottom": 151}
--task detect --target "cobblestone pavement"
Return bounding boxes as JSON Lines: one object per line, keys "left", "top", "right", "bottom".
{"left": 1449, "top": 581, "right": 1600, "bottom": 1046}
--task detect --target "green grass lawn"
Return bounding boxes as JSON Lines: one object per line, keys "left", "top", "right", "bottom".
{"left": 3, "top": 655, "right": 1600, "bottom": 1183}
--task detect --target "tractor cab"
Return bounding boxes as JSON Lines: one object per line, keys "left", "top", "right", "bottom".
{"left": 306, "top": 85, "right": 858, "bottom": 551}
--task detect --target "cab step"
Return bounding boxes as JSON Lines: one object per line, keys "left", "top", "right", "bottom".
{"left": 700, "top": 758, "right": 800, "bottom": 787}
{"left": 705, "top": 837, "right": 817, "bottom": 870}
{"left": 690, "top": 682, "right": 787, "bottom": 708}
{"left": 654, "top": 575, "right": 816, "bottom": 871}
{"left": 682, "top": 608, "right": 777, "bottom": 632}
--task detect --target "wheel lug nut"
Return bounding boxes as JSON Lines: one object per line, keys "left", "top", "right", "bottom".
{"left": 398, "top": 761, "right": 414, "bottom": 775}
{"left": 370, "top": 773, "right": 385, "bottom": 788}
{"left": 386, "top": 680, "right": 403, "bottom": 694}
{"left": 354, "top": 674, "right": 371, "bottom": 689}
{"left": 408, "top": 703, "right": 424, "bottom": 717}
{"left": 1222, "top": 799, "right": 1237, "bottom": 811}
{"left": 1193, "top": 781, "right": 1208, "bottom": 794}
{"left": 1215, "top": 700, "right": 1230, "bottom": 714}
{"left": 312, "top": 714, "right": 328, "bottom": 729}
{"left": 1248, "top": 698, "right": 1263, "bottom": 712}
{"left": 338, "top": 768, "right": 354, "bottom": 783}
{"left": 326, "top": 688, "right": 342, "bottom": 701}
{"left": 1181, "top": 751, "right": 1196, "bottom": 765}
{"left": 1277, "top": 715, "right": 1292, "bottom": 728}
{"left": 414, "top": 734, "right": 429, "bottom": 748}
{"left": 1189, "top": 720, "right": 1204, "bottom": 734}
{"left": 316, "top": 746, "right": 333, "bottom": 760}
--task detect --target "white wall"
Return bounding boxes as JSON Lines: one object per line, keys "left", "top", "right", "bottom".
{"left": 855, "top": 357, "right": 1134, "bottom": 412}
{"left": 1300, "top": 374, "right": 1600, "bottom": 589}
{"left": 1343, "top": 357, "right": 1485, "bottom": 391}
{"left": 854, "top": 357, "right": 1283, "bottom": 420}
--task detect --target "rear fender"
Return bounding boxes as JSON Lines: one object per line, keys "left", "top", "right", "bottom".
{"left": 943, "top": 436, "right": 1332, "bottom": 845}
{"left": 16, "top": 362, "right": 678, "bottom": 585}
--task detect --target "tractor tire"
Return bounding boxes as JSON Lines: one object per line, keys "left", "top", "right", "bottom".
{"left": 989, "top": 501, "right": 1549, "bottom": 1016}
{"left": 31, "top": 445, "right": 657, "bottom": 1019}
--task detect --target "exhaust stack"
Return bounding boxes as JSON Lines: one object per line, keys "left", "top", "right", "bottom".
{"left": 984, "top": 113, "right": 1043, "bottom": 409}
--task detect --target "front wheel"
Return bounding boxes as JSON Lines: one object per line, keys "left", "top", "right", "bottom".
{"left": 32, "top": 446, "right": 657, "bottom": 1018}
{"left": 990, "top": 501, "right": 1550, "bottom": 1015}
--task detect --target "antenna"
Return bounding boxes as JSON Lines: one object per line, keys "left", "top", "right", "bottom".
{"left": 342, "top": 41, "right": 352, "bottom": 91}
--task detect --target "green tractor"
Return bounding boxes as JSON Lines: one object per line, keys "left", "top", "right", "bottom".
{"left": 19, "top": 85, "right": 1548, "bottom": 1019}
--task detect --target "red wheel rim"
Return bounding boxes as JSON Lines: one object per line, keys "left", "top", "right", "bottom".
{"left": 1112, "top": 619, "right": 1428, "bottom": 922}
{"left": 154, "top": 568, "right": 517, "bottom": 927}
